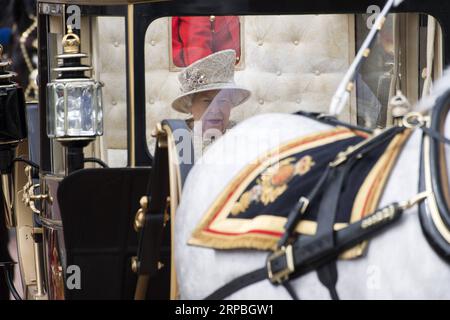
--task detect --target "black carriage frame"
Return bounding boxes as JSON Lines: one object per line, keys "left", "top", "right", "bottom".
{"left": 37, "top": 0, "right": 450, "bottom": 171}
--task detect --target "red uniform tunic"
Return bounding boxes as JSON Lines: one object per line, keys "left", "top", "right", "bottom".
{"left": 172, "top": 16, "right": 241, "bottom": 67}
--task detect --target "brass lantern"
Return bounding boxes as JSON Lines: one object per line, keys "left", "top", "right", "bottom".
{"left": 47, "top": 26, "right": 104, "bottom": 173}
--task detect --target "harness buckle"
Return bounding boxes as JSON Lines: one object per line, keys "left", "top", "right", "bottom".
{"left": 316, "top": 113, "right": 332, "bottom": 120}
{"left": 402, "top": 112, "right": 425, "bottom": 129}
{"left": 398, "top": 192, "right": 430, "bottom": 211}
{"left": 298, "top": 196, "right": 309, "bottom": 214}
{"left": 267, "top": 245, "right": 295, "bottom": 284}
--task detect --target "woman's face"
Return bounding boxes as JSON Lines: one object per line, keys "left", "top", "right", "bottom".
{"left": 191, "top": 90, "right": 233, "bottom": 133}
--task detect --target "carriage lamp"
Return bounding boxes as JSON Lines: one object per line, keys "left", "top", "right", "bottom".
{"left": 0, "top": 44, "right": 28, "bottom": 228}
{"left": 47, "top": 26, "right": 104, "bottom": 174}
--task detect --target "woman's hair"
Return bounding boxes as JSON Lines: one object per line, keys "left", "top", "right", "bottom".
{"left": 186, "top": 95, "right": 194, "bottom": 109}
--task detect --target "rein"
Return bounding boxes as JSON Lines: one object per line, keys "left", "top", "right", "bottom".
{"left": 0, "top": 261, "right": 21, "bottom": 300}
{"left": 418, "top": 91, "right": 450, "bottom": 259}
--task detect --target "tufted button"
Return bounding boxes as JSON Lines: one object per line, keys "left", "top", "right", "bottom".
{"left": 314, "top": 70, "right": 321, "bottom": 76}
{"left": 112, "top": 100, "right": 117, "bottom": 106}
{"left": 149, "top": 99, "right": 155, "bottom": 104}
{"left": 293, "top": 40, "right": 299, "bottom": 46}
{"left": 150, "top": 40, "right": 156, "bottom": 46}
{"left": 276, "top": 70, "right": 282, "bottom": 76}
{"left": 257, "top": 40, "right": 264, "bottom": 46}
{"left": 258, "top": 99, "right": 265, "bottom": 105}
{"left": 296, "top": 98, "right": 302, "bottom": 104}
{"left": 113, "top": 41, "right": 119, "bottom": 48}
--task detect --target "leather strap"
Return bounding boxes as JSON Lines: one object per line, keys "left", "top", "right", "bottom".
{"left": 421, "top": 126, "right": 450, "bottom": 146}
{"left": 204, "top": 203, "right": 407, "bottom": 300}
{"left": 279, "top": 166, "right": 330, "bottom": 247}
{"left": 0, "top": 261, "right": 21, "bottom": 300}
{"left": 315, "top": 166, "right": 349, "bottom": 249}
{"left": 317, "top": 264, "right": 340, "bottom": 300}
{"left": 283, "top": 282, "right": 300, "bottom": 300}
{"left": 205, "top": 268, "right": 267, "bottom": 300}
{"left": 314, "top": 164, "right": 350, "bottom": 300}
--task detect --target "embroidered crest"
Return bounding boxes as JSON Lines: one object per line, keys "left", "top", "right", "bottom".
{"left": 231, "top": 155, "right": 315, "bottom": 215}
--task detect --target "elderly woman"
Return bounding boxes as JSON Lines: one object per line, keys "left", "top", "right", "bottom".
{"left": 171, "top": 49, "right": 251, "bottom": 150}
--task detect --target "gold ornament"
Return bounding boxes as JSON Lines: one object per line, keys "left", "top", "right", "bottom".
{"left": 62, "top": 25, "right": 81, "bottom": 54}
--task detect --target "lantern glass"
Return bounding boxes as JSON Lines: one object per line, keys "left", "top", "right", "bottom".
{"left": 47, "top": 80, "right": 103, "bottom": 139}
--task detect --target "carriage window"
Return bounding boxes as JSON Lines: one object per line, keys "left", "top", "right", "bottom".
{"left": 355, "top": 14, "right": 396, "bottom": 128}
{"left": 143, "top": 14, "right": 442, "bottom": 152}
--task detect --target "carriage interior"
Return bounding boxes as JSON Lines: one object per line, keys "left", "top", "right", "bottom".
{"left": 55, "top": 12, "right": 442, "bottom": 169}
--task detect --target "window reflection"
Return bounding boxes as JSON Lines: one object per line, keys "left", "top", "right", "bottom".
{"left": 356, "top": 14, "right": 396, "bottom": 128}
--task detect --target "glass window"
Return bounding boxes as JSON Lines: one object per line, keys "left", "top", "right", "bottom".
{"left": 355, "top": 14, "right": 396, "bottom": 128}
{"left": 141, "top": 13, "right": 440, "bottom": 152}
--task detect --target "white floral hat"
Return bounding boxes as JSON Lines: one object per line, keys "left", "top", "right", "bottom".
{"left": 172, "top": 49, "right": 251, "bottom": 113}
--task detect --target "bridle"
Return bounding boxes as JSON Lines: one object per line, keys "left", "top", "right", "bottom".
{"left": 204, "top": 97, "right": 450, "bottom": 300}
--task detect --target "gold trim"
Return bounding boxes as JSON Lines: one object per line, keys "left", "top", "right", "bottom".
{"left": 189, "top": 220, "right": 349, "bottom": 251}
{"left": 363, "top": 48, "right": 371, "bottom": 57}
{"left": 350, "top": 129, "right": 411, "bottom": 222}
{"left": 127, "top": 4, "right": 136, "bottom": 167}
{"left": 377, "top": 16, "right": 387, "bottom": 30}
{"left": 163, "top": 124, "right": 182, "bottom": 300}
{"left": 2, "top": 173, "right": 16, "bottom": 228}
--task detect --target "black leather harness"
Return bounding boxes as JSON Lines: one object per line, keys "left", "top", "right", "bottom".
{"left": 0, "top": 261, "right": 21, "bottom": 300}
{"left": 206, "top": 125, "right": 409, "bottom": 300}
{"left": 204, "top": 103, "right": 450, "bottom": 300}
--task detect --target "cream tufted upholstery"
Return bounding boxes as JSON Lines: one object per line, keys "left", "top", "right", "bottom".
{"left": 95, "top": 15, "right": 355, "bottom": 162}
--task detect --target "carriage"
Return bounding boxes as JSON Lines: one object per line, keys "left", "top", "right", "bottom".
{"left": 1, "top": 0, "right": 450, "bottom": 300}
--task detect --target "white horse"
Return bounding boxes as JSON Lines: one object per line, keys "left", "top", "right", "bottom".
{"left": 175, "top": 77, "right": 450, "bottom": 300}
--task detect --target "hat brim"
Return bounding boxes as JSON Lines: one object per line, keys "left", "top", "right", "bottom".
{"left": 171, "top": 84, "right": 252, "bottom": 114}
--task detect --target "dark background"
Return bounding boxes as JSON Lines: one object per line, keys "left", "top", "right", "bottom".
{"left": 0, "top": 0, "right": 37, "bottom": 300}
